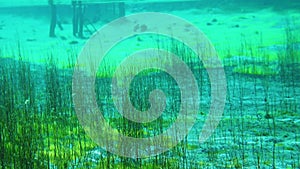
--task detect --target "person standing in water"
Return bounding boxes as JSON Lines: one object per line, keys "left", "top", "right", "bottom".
{"left": 72, "top": 0, "right": 78, "bottom": 37}
{"left": 49, "top": 0, "right": 63, "bottom": 37}
{"left": 78, "top": 1, "right": 84, "bottom": 38}
{"left": 49, "top": 0, "right": 56, "bottom": 37}
{"left": 72, "top": 0, "right": 84, "bottom": 38}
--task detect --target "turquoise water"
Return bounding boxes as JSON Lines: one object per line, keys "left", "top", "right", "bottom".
{"left": 0, "top": 1, "right": 300, "bottom": 168}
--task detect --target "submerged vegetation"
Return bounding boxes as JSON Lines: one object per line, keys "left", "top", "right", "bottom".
{"left": 0, "top": 6, "right": 300, "bottom": 168}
